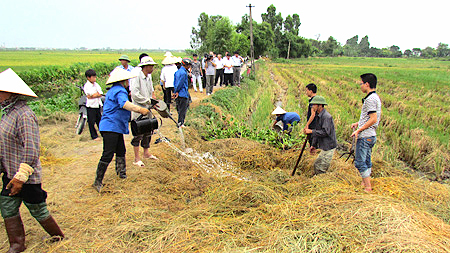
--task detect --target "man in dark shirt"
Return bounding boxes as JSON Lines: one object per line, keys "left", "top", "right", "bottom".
{"left": 304, "top": 96, "right": 337, "bottom": 175}
{"left": 304, "top": 83, "right": 318, "bottom": 152}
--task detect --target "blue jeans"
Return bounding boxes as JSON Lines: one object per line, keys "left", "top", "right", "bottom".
{"left": 354, "top": 136, "right": 376, "bottom": 178}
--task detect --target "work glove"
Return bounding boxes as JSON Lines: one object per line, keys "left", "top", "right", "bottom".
{"left": 7, "top": 163, "right": 34, "bottom": 196}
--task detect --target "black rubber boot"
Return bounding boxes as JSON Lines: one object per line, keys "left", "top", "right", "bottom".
{"left": 4, "top": 215, "right": 26, "bottom": 253}
{"left": 93, "top": 161, "right": 108, "bottom": 192}
{"left": 38, "top": 216, "right": 64, "bottom": 242}
{"left": 115, "top": 157, "right": 127, "bottom": 179}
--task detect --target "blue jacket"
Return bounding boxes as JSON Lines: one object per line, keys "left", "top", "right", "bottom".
{"left": 276, "top": 112, "right": 301, "bottom": 131}
{"left": 174, "top": 66, "right": 189, "bottom": 99}
{"left": 99, "top": 83, "right": 131, "bottom": 134}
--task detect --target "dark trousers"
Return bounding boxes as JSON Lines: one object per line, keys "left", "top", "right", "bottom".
{"left": 224, "top": 73, "right": 234, "bottom": 86}
{"left": 87, "top": 107, "right": 101, "bottom": 139}
{"left": 100, "top": 131, "right": 126, "bottom": 164}
{"left": 163, "top": 87, "right": 174, "bottom": 112}
{"left": 202, "top": 69, "right": 206, "bottom": 88}
{"left": 176, "top": 97, "right": 189, "bottom": 126}
{"left": 215, "top": 68, "right": 224, "bottom": 86}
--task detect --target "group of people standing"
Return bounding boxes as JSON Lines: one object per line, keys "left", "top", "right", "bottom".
{"left": 90, "top": 53, "right": 194, "bottom": 193}
{"left": 191, "top": 51, "right": 245, "bottom": 95}
{"left": 272, "top": 73, "right": 381, "bottom": 193}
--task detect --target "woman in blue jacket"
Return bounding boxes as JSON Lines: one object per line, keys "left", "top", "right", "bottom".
{"left": 93, "top": 68, "right": 150, "bottom": 193}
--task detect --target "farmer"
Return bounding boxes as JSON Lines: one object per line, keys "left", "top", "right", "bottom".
{"left": 83, "top": 69, "right": 103, "bottom": 141}
{"left": 0, "top": 68, "right": 64, "bottom": 252}
{"left": 93, "top": 68, "right": 150, "bottom": 192}
{"left": 351, "top": 73, "right": 381, "bottom": 192}
{"left": 304, "top": 83, "right": 318, "bottom": 152}
{"left": 116, "top": 55, "right": 134, "bottom": 72}
{"left": 160, "top": 56, "right": 178, "bottom": 112}
{"left": 173, "top": 58, "right": 192, "bottom": 127}
{"left": 130, "top": 56, "right": 159, "bottom": 167}
{"left": 271, "top": 107, "right": 301, "bottom": 134}
{"left": 303, "top": 96, "right": 337, "bottom": 175}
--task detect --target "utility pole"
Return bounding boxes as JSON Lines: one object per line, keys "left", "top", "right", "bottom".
{"left": 247, "top": 3, "right": 255, "bottom": 74}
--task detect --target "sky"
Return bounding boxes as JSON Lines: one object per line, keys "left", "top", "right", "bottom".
{"left": 1, "top": 0, "right": 448, "bottom": 51}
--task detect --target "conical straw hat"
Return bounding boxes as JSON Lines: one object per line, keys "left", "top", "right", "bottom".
{"left": 106, "top": 68, "right": 137, "bottom": 85}
{"left": 164, "top": 51, "right": 173, "bottom": 57}
{"left": 0, "top": 68, "right": 37, "bottom": 97}
{"left": 271, "top": 106, "right": 287, "bottom": 115}
{"left": 161, "top": 56, "right": 177, "bottom": 65}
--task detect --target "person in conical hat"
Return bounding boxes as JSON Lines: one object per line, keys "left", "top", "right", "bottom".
{"left": 0, "top": 68, "right": 65, "bottom": 251}
{"left": 160, "top": 56, "right": 178, "bottom": 113}
{"left": 164, "top": 51, "right": 173, "bottom": 57}
{"left": 271, "top": 106, "right": 300, "bottom": 134}
{"left": 93, "top": 68, "right": 150, "bottom": 193}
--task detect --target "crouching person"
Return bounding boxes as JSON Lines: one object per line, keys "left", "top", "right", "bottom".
{"left": 92, "top": 68, "right": 149, "bottom": 193}
{"left": 0, "top": 69, "right": 64, "bottom": 252}
{"left": 303, "top": 96, "right": 337, "bottom": 175}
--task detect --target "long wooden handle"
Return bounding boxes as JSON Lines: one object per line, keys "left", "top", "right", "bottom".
{"left": 291, "top": 137, "right": 309, "bottom": 176}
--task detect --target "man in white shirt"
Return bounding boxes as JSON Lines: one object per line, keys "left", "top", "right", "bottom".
{"left": 231, "top": 51, "right": 244, "bottom": 87}
{"left": 214, "top": 54, "right": 224, "bottom": 86}
{"left": 160, "top": 56, "right": 178, "bottom": 112}
{"left": 130, "top": 56, "right": 159, "bottom": 167}
{"left": 83, "top": 69, "right": 103, "bottom": 140}
{"left": 223, "top": 53, "right": 234, "bottom": 86}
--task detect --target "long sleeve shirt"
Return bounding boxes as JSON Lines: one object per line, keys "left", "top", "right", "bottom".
{"left": 0, "top": 100, "right": 42, "bottom": 184}
{"left": 130, "top": 70, "right": 154, "bottom": 120}
{"left": 174, "top": 66, "right": 189, "bottom": 99}
{"left": 311, "top": 109, "right": 337, "bottom": 151}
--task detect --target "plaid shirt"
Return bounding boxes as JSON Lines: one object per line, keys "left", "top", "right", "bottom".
{"left": 0, "top": 100, "right": 42, "bottom": 184}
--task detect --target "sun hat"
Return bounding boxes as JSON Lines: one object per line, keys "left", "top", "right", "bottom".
{"left": 138, "top": 56, "right": 157, "bottom": 67}
{"left": 106, "top": 68, "right": 137, "bottom": 85}
{"left": 118, "top": 55, "right": 131, "bottom": 62}
{"left": 0, "top": 68, "right": 37, "bottom": 97}
{"left": 271, "top": 106, "right": 287, "bottom": 115}
{"left": 164, "top": 51, "right": 173, "bottom": 57}
{"left": 161, "top": 56, "right": 177, "bottom": 65}
{"left": 310, "top": 95, "right": 327, "bottom": 105}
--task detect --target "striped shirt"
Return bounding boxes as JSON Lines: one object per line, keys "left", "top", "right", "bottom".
{"left": 0, "top": 100, "right": 42, "bottom": 184}
{"left": 358, "top": 91, "right": 381, "bottom": 138}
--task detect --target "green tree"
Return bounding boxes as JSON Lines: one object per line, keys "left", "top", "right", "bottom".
{"left": 359, "top": 35, "right": 370, "bottom": 56}
{"left": 412, "top": 48, "right": 422, "bottom": 57}
{"left": 261, "top": 4, "right": 283, "bottom": 36}
{"left": 389, "top": 45, "right": 402, "bottom": 58}
{"left": 322, "top": 36, "right": 340, "bottom": 56}
{"left": 343, "top": 35, "right": 358, "bottom": 57}
{"left": 404, "top": 49, "right": 412, "bottom": 57}
{"left": 283, "top": 14, "right": 301, "bottom": 36}
{"left": 421, "top": 46, "right": 436, "bottom": 58}
{"left": 436, "top": 43, "right": 450, "bottom": 57}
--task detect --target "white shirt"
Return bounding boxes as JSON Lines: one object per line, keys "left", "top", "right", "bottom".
{"left": 83, "top": 81, "right": 103, "bottom": 108}
{"left": 160, "top": 64, "right": 178, "bottom": 88}
{"left": 214, "top": 58, "right": 224, "bottom": 69}
{"left": 223, "top": 57, "right": 234, "bottom": 74}
{"left": 231, "top": 55, "right": 243, "bottom": 67}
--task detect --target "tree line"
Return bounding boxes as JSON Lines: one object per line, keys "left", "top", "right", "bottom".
{"left": 190, "top": 4, "right": 450, "bottom": 59}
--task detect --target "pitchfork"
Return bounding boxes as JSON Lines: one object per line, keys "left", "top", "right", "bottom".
{"left": 340, "top": 134, "right": 356, "bottom": 163}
